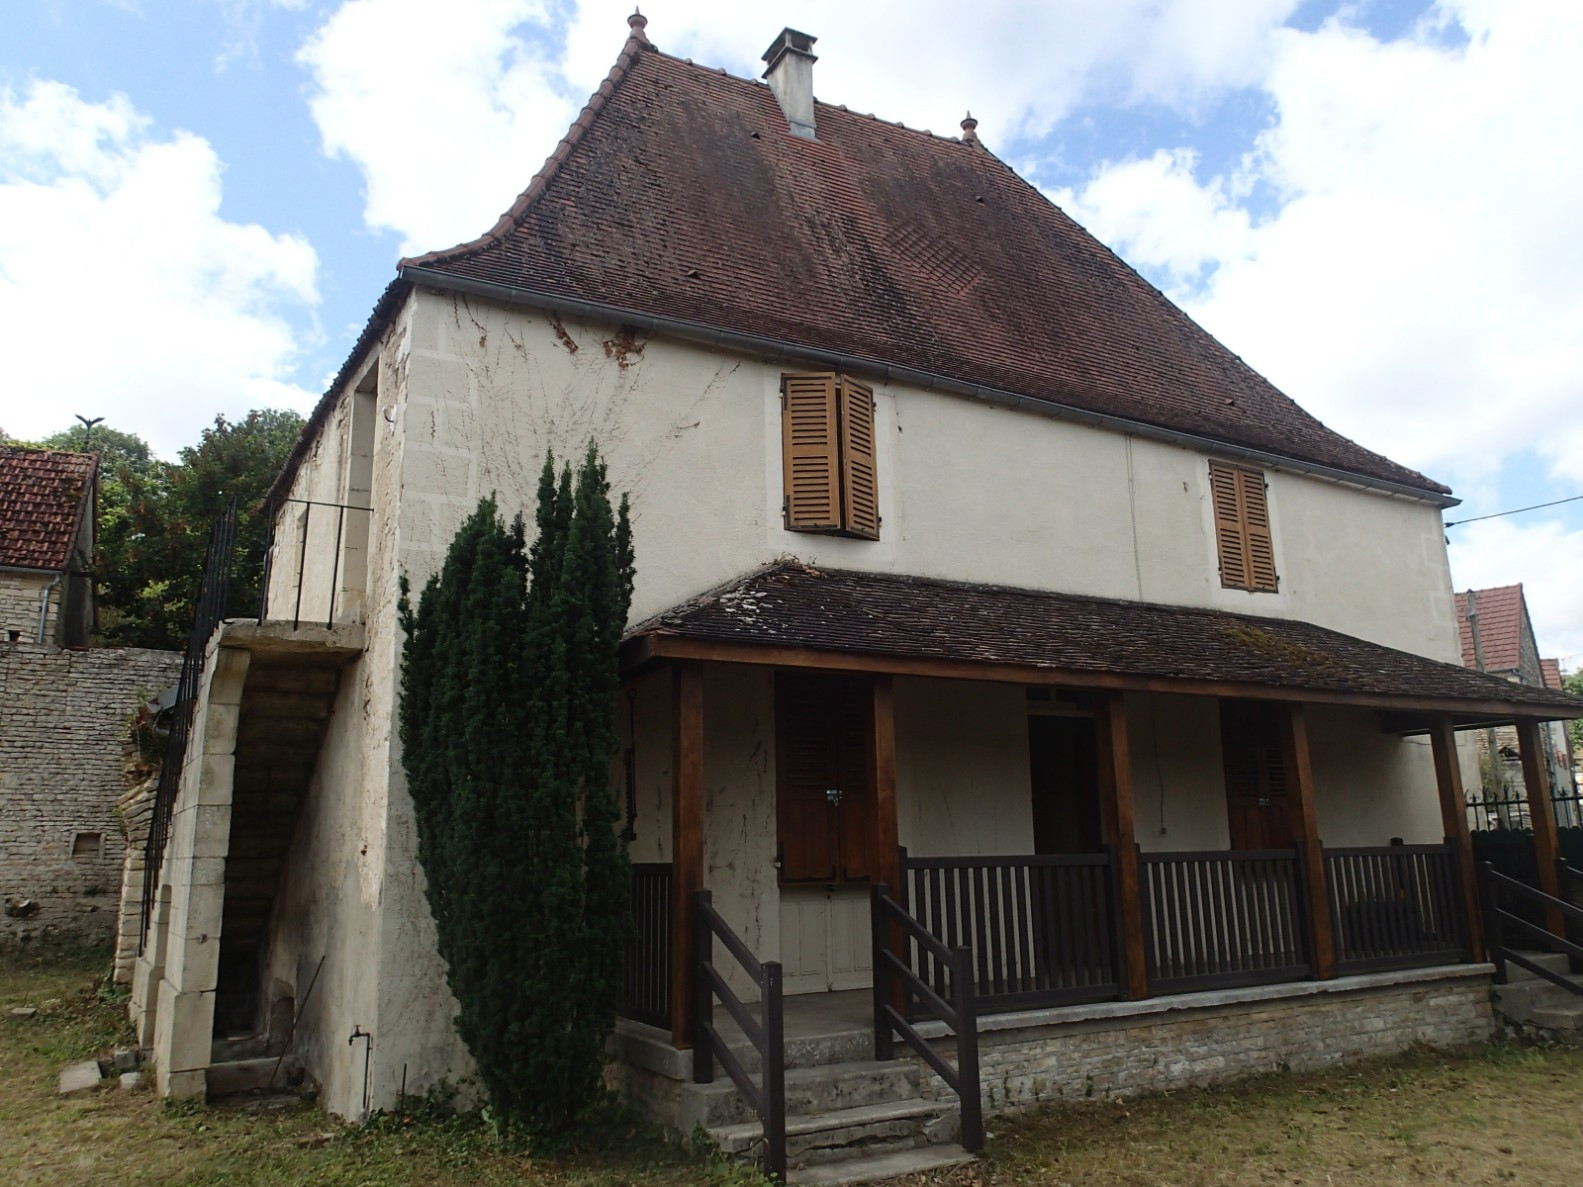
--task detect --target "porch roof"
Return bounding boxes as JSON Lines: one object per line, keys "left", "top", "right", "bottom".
{"left": 624, "top": 564, "right": 1583, "bottom": 727}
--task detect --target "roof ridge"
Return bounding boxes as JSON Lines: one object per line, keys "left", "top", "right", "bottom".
{"left": 400, "top": 27, "right": 654, "bottom": 272}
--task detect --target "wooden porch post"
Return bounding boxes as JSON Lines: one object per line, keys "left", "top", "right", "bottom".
{"left": 870, "top": 675, "right": 904, "bottom": 1012}
{"left": 1096, "top": 690, "right": 1147, "bottom": 1000}
{"left": 1280, "top": 704, "right": 1336, "bottom": 980}
{"left": 670, "top": 661, "right": 705, "bottom": 1047}
{"left": 1429, "top": 715, "right": 1485, "bottom": 960}
{"left": 1516, "top": 718, "right": 1566, "bottom": 937}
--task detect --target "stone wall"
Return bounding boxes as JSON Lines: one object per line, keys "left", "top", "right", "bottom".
{"left": 0, "top": 642, "right": 182, "bottom": 946}
{"left": 0, "top": 571, "right": 57, "bottom": 643}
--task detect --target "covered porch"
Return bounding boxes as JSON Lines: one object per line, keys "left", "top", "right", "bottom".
{"left": 615, "top": 564, "right": 1582, "bottom": 1048}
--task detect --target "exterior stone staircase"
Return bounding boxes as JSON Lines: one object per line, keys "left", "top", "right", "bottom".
{"left": 1491, "top": 952, "right": 1583, "bottom": 1042}
{"left": 683, "top": 1028, "right": 974, "bottom": 1186}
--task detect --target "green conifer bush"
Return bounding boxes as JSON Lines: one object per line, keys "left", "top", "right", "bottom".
{"left": 398, "top": 445, "right": 634, "bottom": 1137}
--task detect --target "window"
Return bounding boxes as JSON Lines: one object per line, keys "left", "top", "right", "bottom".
{"left": 1209, "top": 461, "right": 1277, "bottom": 592}
{"left": 781, "top": 372, "right": 880, "bottom": 539}
{"left": 71, "top": 831, "right": 102, "bottom": 858}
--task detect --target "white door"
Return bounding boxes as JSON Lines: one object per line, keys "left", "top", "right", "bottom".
{"left": 781, "top": 886, "right": 873, "bottom": 994}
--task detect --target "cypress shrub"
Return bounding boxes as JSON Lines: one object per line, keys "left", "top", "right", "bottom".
{"left": 398, "top": 444, "right": 634, "bottom": 1136}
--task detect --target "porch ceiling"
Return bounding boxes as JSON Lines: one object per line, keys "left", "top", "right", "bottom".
{"left": 623, "top": 564, "right": 1583, "bottom": 728}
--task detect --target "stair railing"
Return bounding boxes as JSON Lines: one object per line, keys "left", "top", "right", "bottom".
{"left": 1478, "top": 862, "right": 1583, "bottom": 997}
{"left": 871, "top": 883, "right": 984, "bottom": 1154}
{"left": 693, "top": 889, "right": 785, "bottom": 1182}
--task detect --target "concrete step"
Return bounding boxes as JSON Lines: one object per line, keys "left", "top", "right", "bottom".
{"left": 212, "top": 1035, "right": 268, "bottom": 1062}
{"left": 1503, "top": 951, "right": 1574, "bottom": 980}
{"left": 788, "top": 1144, "right": 975, "bottom": 1186}
{"left": 685, "top": 1059, "right": 925, "bottom": 1128}
{"left": 206, "top": 1056, "right": 297, "bottom": 1097}
{"left": 709, "top": 1098, "right": 959, "bottom": 1170}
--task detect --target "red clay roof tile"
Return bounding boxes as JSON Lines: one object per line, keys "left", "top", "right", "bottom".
{"left": 1454, "top": 584, "right": 1526, "bottom": 673}
{"left": 404, "top": 33, "right": 1447, "bottom": 498}
{"left": 0, "top": 447, "right": 95, "bottom": 572}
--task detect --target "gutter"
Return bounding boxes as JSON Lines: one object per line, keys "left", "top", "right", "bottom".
{"left": 399, "top": 264, "right": 1460, "bottom": 510}
{"left": 36, "top": 572, "right": 61, "bottom": 644}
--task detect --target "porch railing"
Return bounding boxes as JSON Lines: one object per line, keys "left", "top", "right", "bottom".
{"left": 693, "top": 889, "right": 785, "bottom": 1183}
{"left": 1325, "top": 843, "right": 1469, "bottom": 974}
{"left": 872, "top": 884, "right": 984, "bottom": 1155}
{"left": 139, "top": 498, "right": 239, "bottom": 949}
{"left": 1140, "top": 848, "right": 1311, "bottom": 994}
{"left": 900, "top": 848, "right": 1119, "bottom": 1010}
{"left": 1480, "top": 862, "right": 1583, "bottom": 998}
{"left": 621, "top": 863, "right": 672, "bottom": 1029}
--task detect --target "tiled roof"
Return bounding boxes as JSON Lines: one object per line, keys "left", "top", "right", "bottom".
{"left": 0, "top": 447, "right": 95, "bottom": 572}
{"left": 1454, "top": 584, "right": 1527, "bottom": 673}
{"left": 1541, "top": 658, "right": 1563, "bottom": 691}
{"left": 399, "top": 27, "right": 1446, "bottom": 499}
{"left": 634, "top": 564, "right": 1583, "bottom": 716}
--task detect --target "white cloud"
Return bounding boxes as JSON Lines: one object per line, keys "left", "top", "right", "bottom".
{"left": 298, "top": 0, "right": 1302, "bottom": 255}
{"left": 1054, "top": 1, "right": 1583, "bottom": 490}
{"left": 0, "top": 80, "right": 319, "bottom": 455}
{"left": 1449, "top": 518, "right": 1583, "bottom": 667}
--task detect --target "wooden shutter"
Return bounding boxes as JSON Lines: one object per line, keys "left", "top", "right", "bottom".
{"left": 838, "top": 376, "right": 880, "bottom": 540}
{"left": 1209, "top": 461, "right": 1277, "bottom": 593}
{"left": 1220, "top": 700, "right": 1293, "bottom": 849}
{"left": 782, "top": 373, "right": 841, "bottom": 531}
{"left": 776, "top": 674, "right": 840, "bottom": 882}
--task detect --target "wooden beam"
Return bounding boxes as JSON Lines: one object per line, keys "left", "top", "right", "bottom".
{"left": 870, "top": 675, "right": 905, "bottom": 1016}
{"left": 1280, "top": 704, "right": 1335, "bottom": 980}
{"left": 670, "top": 661, "right": 705, "bottom": 1048}
{"left": 1429, "top": 716, "right": 1485, "bottom": 960}
{"left": 1096, "top": 690, "right": 1147, "bottom": 1000}
{"left": 627, "top": 635, "right": 1576, "bottom": 723}
{"left": 1516, "top": 718, "right": 1566, "bottom": 937}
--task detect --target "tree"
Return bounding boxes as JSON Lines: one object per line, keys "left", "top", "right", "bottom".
{"left": 1565, "top": 670, "right": 1583, "bottom": 758}
{"left": 398, "top": 445, "right": 634, "bottom": 1138}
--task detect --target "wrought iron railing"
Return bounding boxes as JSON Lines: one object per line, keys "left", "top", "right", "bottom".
{"left": 257, "top": 497, "right": 374, "bottom": 629}
{"left": 1466, "top": 784, "right": 1583, "bottom": 832}
{"left": 1325, "top": 843, "right": 1469, "bottom": 974}
{"left": 900, "top": 847, "right": 1119, "bottom": 1011}
{"left": 1140, "top": 848, "right": 1312, "bottom": 994}
{"left": 139, "top": 498, "right": 239, "bottom": 949}
{"left": 621, "top": 863, "right": 672, "bottom": 1029}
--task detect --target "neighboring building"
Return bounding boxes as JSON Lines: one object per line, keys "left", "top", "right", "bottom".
{"left": 131, "top": 18, "right": 1583, "bottom": 1175}
{"left": 1454, "top": 584, "right": 1578, "bottom": 826}
{"left": 0, "top": 446, "right": 97, "bottom": 646}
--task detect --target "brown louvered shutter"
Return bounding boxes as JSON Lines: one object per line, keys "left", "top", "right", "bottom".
{"left": 782, "top": 373, "right": 842, "bottom": 531}
{"left": 1210, "top": 462, "right": 1250, "bottom": 589}
{"left": 1220, "top": 701, "right": 1293, "bottom": 849}
{"left": 838, "top": 376, "right": 880, "bottom": 539}
{"left": 1239, "top": 467, "right": 1278, "bottom": 592}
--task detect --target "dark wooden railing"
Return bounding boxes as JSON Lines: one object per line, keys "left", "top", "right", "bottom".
{"left": 1325, "top": 843, "right": 1469, "bottom": 974}
{"left": 621, "top": 863, "right": 671, "bottom": 1029}
{"left": 693, "top": 890, "right": 785, "bottom": 1183}
{"left": 1480, "top": 863, "right": 1583, "bottom": 997}
{"left": 1140, "top": 848, "right": 1311, "bottom": 994}
{"left": 140, "top": 498, "right": 239, "bottom": 949}
{"left": 901, "top": 848, "right": 1119, "bottom": 1010}
{"left": 872, "top": 884, "right": 984, "bottom": 1154}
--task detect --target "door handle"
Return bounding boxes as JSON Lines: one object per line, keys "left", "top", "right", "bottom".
{"left": 826, "top": 787, "right": 844, "bottom": 806}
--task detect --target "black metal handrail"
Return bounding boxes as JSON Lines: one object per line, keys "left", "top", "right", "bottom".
{"left": 871, "top": 884, "right": 984, "bottom": 1155}
{"left": 139, "top": 497, "right": 239, "bottom": 948}
{"left": 1479, "top": 863, "right": 1583, "bottom": 998}
{"left": 257, "top": 497, "right": 374, "bottom": 629}
{"left": 693, "top": 889, "right": 785, "bottom": 1182}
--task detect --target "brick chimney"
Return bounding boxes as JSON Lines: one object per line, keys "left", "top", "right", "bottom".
{"left": 762, "top": 28, "right": 817, "bottom": 139}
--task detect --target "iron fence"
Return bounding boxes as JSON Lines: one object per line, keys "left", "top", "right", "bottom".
{"left": 257, "top": 498, "right": 375, "bottom": 629}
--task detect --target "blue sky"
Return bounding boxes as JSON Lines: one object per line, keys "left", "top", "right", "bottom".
{"left": 1, "top": 0, "right": 1580, "bottom": 660}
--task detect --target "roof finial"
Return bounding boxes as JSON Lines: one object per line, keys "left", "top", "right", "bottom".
{"left": 628, "top": 8, "right": 649, "bottom": 41}
{"left": 961, "top": 111, "right": 980, "bottom": 146}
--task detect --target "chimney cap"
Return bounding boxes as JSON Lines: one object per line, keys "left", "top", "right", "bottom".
{"left": 762, "top": 27, "right": 818, "bottom": 74}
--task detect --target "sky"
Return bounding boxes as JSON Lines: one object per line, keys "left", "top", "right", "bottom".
{"left": 1, "top": 0, "right": 1580, "bottom": 664}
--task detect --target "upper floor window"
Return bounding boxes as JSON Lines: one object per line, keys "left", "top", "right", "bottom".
{"left": 1210, "top": 461, "right": 1278, "bottom": 592}
{"left": 781, "top": 372, "right": 880, "bottom": 540}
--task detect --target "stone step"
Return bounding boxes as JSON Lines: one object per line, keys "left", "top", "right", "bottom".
{"left": 684, "top": 1059, "right": 925, "bottom": 1128}
{"left": 212, "top": 1035, "right": 269, "bottom": 1062}
{"left": 788, "top": 1144, "right": 975, "bottom": 1186}
{"left": 708, "top": 1098, "right": 959, "bottom": 1170}
{"left": 1503, "top": 951, "right": 1574, "bottom": 980}
{"left": 206, "top": 1056, "right": 297, "bottom": 1097}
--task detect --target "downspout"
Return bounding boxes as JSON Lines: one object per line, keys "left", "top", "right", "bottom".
{"left": 36, "top": 572, "right": 62, "bottom": 644}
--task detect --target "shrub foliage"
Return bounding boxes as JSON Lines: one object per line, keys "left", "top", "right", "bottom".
{"left": 398, "top": 445, "right": 634, "bottom": 1136}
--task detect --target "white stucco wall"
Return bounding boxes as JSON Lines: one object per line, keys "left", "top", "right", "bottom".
{"left": 1307, "top": 705, "right": 1447, "bottom": 846}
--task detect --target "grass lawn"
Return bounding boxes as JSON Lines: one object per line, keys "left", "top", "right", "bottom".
{"left": 6, "top": 950, "right": 1583, "bottom": 1186}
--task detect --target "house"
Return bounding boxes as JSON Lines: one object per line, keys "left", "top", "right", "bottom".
{"left": 1454, "top": 584, "right": 1579, "bottom": 827}
{"left": 0, "top": 446, "right": 96, "bottom": 646}
{"left": 128, "top": 17, "right": 1583, "bottom": 1177}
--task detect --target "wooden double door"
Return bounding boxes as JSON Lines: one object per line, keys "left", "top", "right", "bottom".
{"left": 775, "top": 673, "right": 876, "bottom": 993}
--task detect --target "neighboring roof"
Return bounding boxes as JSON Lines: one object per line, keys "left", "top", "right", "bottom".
{"left": 1454, "top": 584, "right": 1528, "bottom": 673}
{"left": 0, "top": 447, "right": 96, "bottom": 572}
{"left": 274, "top": 20, "right": 1451, "bottom": 504}
{"left": 630, "top": 564, "right": 1583, "bottom": 720}
{"left": 1541, "top": 658, "right": 1563, "bottom": 691}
